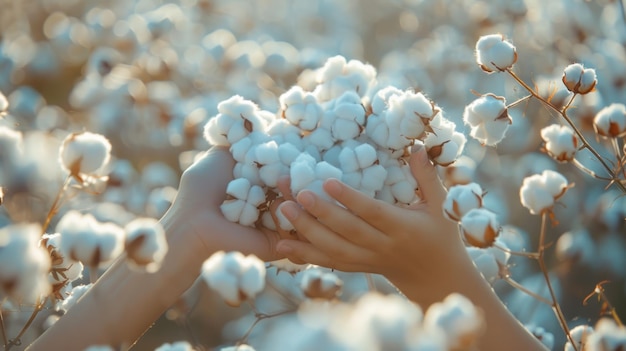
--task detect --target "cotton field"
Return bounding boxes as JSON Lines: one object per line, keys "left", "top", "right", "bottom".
{"left": 0, "top": 0, "right": 625, "bottom": 350}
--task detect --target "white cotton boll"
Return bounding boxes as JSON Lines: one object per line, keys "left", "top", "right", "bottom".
{"left": 255, "top": 141, "right": 280, "bottom": 165}
{"left": 423, "top": 293, "right": 484, "bottom": 350}
{"left": 519, "top": 170, "right": 569, "bottom": 215}
{"left": 322, "top": 144, "right": 343, "bottom": 168}
{"left": 259, "top": 163, "right": 286, "bottom": 188}
{"left": 280, "top": 86, "right": 323, "bottom": 131}
{"left": 440, "top": 155, "right": 476, "bottom": 188}
{"left": 475, "top": 34, "right": 517, "bottom": 73}
{"left": 443, "top": 183, "right": 484, "bottom": 222}
{"left": 460, "top": 208, "right": 499, "bottom": 248}
{"left": 239, "top": 257, "right": 266, "bottom": 299}
{"left": 342, "top": 172, "right": 362, "bottom": 190}
{"left": 331, "top": 118, "right": 361, "bottom": 141}
{"left": 305, "top": 127, "right": 334, "bottom": 151}
{"left": 594, "top": 103, "right": 626, "bottom": 138}
{"left": 59, "top": 131, "right": 112, "bottom": 178}
{"left": 226, "top": 178, "right": 251, "bottom": 200}
{"left": 41, "top": 233, "right": 84, "bottom": 284}
{"left": 58, "top": 283, "right": 92, "bottom": 313}
{"left": 540, "top": 124, "right": 579, "bottom": 162}
{"left": 354, "top": 143, "right": 377, "bottom": 169}
{"left": 586, "top": 319, "right": 626, "bottom": 351}
{"left": 124, "top": 218, "right": 168, "bottom": 273}
{"left": 260, "top": 211, "right": 277, "bottom": 231}
{"left": 525, "top": 325, "right": 554, "bottom": 350}
{"left": 565, "top": 325, "right": 594, "bottom": 351}
{"left": 221, "top": 200, "right": 246, "bottom": 223}
{"left": 365, "top": 114, "right": 389, "bottom": 149}
{"left": 154, "top": 341, "right": 195, "bottom": 351}
{"left": 230, "top": 137, "right": 252, "bottom": 163}
{"left": 239, "top": 163, "right": 262, "bottom": 186}
{"left": 361, "top": 165, "right": 387, "bottom": 191}
{"left": 391, "top": 181, "right": 417, "bottom": 204}
{"left": 219, "top": 344, "right": 255, "bottom": 351}
{"left": 0, "top": 224, "right": 51, "bottom": 304}
{"left": 315, "top": 161, "right": 343, "bottom": 181}
{"left": 239, "top": 203, "right": 260, "bottom": 226}
{"left": 370, "top": 86, "right": 402, "bottom": 115}
{"left": 290, "top": 154, "right": 317, "bottom": 193}
{"left": 338, "top": 147, "right": 359, "bottom": 173}
{"left": 562, "top": 63, "right": 597, "bottom": 95}
{"left": 278, "top": 143, "right": 301, "bottom": 165}
{"left": 467, "top": 247, "right": 500, "bottom": 284}
{"left": 300, "top": 268, "right": 343, "bottom": 300}
{"left": 0, "top": 91, "right": 8, "bottom": 114}
{"left": 201, "top": 251, "right": 266, "bottom": 306}
{"left": 463, "top": 94, "right": 511, "bottom": 146}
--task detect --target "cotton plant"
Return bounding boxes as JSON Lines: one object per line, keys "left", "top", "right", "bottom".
{"left": 123, "top": 217, "right": 168, "bottom": 273}
{"left": 58, "top": 131, "right": 112, "bottom": 184}
{"left": 40, "top": 233, "right": 84, "bottom": 297}
{"left": 0, "top": 224, "right": 52, "bottom": 304}
{"left": 201, "top": 251, "right": 266, "bottom": 307}
{"left": 299, "top": 268, "right": 343, "bottom": 300}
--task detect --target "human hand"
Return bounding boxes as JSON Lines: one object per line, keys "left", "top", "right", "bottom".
{"left": 165, "top": 146, "right": 282, "bottom": 261}
{"left": 275, "top": 145, "right": 473, "bottom": 304}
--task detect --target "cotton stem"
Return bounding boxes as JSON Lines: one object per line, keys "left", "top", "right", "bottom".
{"left": 538, "top": 212, "right": 578, "bottom": 351}
{"left": 506, "top": 69, "right": 626, "bottom": 193}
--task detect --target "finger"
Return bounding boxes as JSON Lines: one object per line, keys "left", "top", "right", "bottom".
{"left": 276, "top": 176, "right": 295, "bottom": 201}
{"left": 177, "top": 146, "right": 235, "bottom": 208}
{"left": 279, "top": 200, "right": 372, "bottom": 260}
{"left": 408, "top": 144, "right": 447, "bottom": 207}
{"left": 269, "top": 197, "right": 305, "bottom": 241}
{"left": 276, "top": 240, "right": 366, "bottom": 272}
{"left": 322, "top": 178, "right": 410, "bottom": 232}
{"left": 295, "top": 190, "right": 390, "bottom": 249}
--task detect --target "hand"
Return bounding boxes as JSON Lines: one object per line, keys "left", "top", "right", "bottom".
{"left": 166, "top": 146, "right": 282, "bottom": 261}
{"left": 275, "top": 145, "right": 471, "bottom": 304}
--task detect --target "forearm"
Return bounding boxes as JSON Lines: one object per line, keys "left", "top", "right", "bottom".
{"left": 27, "top": 209, "right": 208, "bottom": 351}
{"left": 387, "top": 254, "right": 547, "bottom": 351}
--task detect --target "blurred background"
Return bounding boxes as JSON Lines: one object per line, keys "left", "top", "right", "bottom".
{"left": 0, "top": 0, "right": 625, "bottom": 349}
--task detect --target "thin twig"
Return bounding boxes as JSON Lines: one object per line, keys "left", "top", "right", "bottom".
{"left": 538, "top": 212, "right": 578, "bottom": 351}
{"left": 583, "top": 281, "right": 624, "bottom": 327}
{"left": 506, "top": 69, "right": 626, "bottom": 193}
{"left": 503, "top": 276, "right": 552, "bottom": 305}
{"left": 494, "top": 243, "right": 539, "bottom": 259}
{"left": 238, "top": 308, "right": 294, "bottom": 345}
{"left": 40, "top": 175, "right": 72, "bottom": 235}
{"left": 506, "top": 94, "right": 533, "bottom": 109}
{"left": 6, "top": 297, "right": 48, "bottom": 351}
{"left": 0, "top": 298, "right": 8, "bottom": 348}
{"left": 572, "top": 159, "right": 612, "bottom": 181}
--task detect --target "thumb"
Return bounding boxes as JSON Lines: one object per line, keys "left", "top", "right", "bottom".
{"left": 408, "top": 143, "right": 447, "bottom": 206}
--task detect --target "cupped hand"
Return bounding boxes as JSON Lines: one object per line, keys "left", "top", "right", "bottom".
{"left": 275, "top": 146, "right": 472, "bottom": 302}
{"left": 165, "top": 146, "right": 283, "bottom": 262}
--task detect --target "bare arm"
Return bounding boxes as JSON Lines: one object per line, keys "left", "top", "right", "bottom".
{"left": 275, "top": 146, "right": 547, "bottom": 351}
{"left": 27, "top": 147, "right": 281, "bottom": 350}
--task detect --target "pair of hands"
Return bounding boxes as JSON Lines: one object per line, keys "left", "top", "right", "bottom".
{"left": 176, "top": 145, "right": 470, "bottom": 303}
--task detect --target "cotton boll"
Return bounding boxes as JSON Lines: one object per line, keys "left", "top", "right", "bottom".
{"left": 0, "top": 224, "right": 51, "bottom": 303}
{"left": 226, "top": 178, "right": 251, "bottom": 202}
{"left": 586, "top": 319, "right": 626, "bottom": 351}
{"left": 369, "top": 86, "right": 402, "bottom": 115}
{"left": 443, "top": 183, "right": 484, "bottom": 222}
{"left": 280, "top": 86, "right": 323, "bottom": 131}
{"left": 290, "top": 153, "right": 317, "bottom": 194}
{"left": 219, "top": 344, "right": 255, "bottom": 351}
{"left": 0, "top": 91, "right": 7, "bottom": 114}
{"left": 460, "top": 208, "right": 500, "bottom": 248}
{"left": 124, "top": 218, "right": 168, "bottom": 273}
{"left": 565, "top": 324, "right": 594, "bottom": 351}
{"left": 519, "top": 170, "right": 570, "bottom": 215}
{"left": 360, "top": 165, "right": 387, "bottom": 192}
{"left": 313, "top": 55, "right": 376, "bottom": 102}
{"left": 203, "top": 95, "right": 268, "bottom": 146}
{"left": 58, "top": 283, "right": 93, "bottom": 313}
{"left": 440, "top": 155, "right": 476, "bottom": 187}
{"left": 41, "top": 233, "right": 84, "bottom": 284}
{"left": 463, "top": 94, "right": 511, "bottom": 146}
{"left": 425, "top": 117, "right": 466, "bottom": 166}
{"left": 593, "top": 103, "right": 626, "bottom": 138}
{"left": 475, "top": 34, "right": 517, "bottom": 73}
{"left": 59, "top": 131, "right": 112, "bottom": 180}
{"left": 56, "top": 211, "right": 124, "bottom": 268}
{"left": 466, "top": 247, "right": 500, "bottom": 284}
{"left": 562, "top": 63, "right": 597, "bottom": 95}
{"left": 423, "top": 293, "right": 484, "bottom": 350}
{"left": 540, "top": 124, "right": 579, "bottom": 162}
{"left": 201, "top": 251, "right": 266, "bottom": 307}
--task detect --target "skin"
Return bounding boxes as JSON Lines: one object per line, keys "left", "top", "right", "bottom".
{"left": 27, "top": 145, "right": 546, "bottom": 350}
{"left": 27, "top": 147, "right": 282, "bottom": 351}
{"left": 276, "top": 145, "right": 548, "bottom": 351}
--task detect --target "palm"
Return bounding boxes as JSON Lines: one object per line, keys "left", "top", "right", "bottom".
{"left": 171, "top": 147, "right": 281, "bottom": 261}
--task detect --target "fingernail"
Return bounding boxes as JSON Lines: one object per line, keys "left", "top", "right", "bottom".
{"left": 324, "top": 178, "right": 342, "bottom": 196}
{"left": 410, "top": 142, "right": 423, "bottom": 153}
{"left": 280, "top": 203, "right": 298, "bottom": 220}
{"left": 277, "top": 241, "right": 293, "bottom": 254}
{"left": 297, "top": 191, "right": 315, "bottom": 208}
